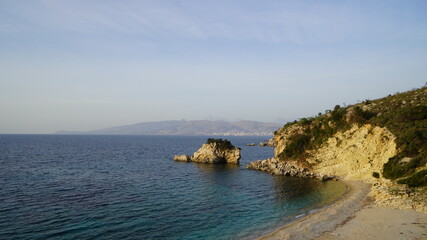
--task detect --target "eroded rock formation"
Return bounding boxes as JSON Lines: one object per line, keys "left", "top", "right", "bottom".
{"left": 307, "top": 124, "right": 397, "bottom": 181}
{"left": 247, "top": 124, "right": 395, "bottom": 181}
{"left": 174, "top": 139, "right": 241, "bottom": 164}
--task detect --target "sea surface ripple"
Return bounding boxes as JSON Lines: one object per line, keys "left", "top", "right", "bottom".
{"left": 0, "top": 135, "right": 346, "bottom": 240}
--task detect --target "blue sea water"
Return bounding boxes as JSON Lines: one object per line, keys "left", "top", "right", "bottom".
{"left": 0, "top": 135, "right": 346, "bottom": 240}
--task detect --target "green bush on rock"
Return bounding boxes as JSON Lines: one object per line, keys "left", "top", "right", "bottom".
{"left": 206, "top": 138, "right": 234, "bottom": 150}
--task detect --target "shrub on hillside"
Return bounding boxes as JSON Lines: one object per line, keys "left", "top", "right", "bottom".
{"left": 278, "top": 134, "right": 311, "bottom": 159}
{"left": 383, "top": 155, "right": 426, "bottom": 180}
{"left": 275, "top": 86, "right": 427, "bottom": 186}
{"left": 397, "top": 170, "right": 427, "bottom": 187}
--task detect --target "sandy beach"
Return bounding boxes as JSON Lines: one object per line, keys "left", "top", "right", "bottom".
{"left": 257, "top": 181, "right": 427, "bottom": 240}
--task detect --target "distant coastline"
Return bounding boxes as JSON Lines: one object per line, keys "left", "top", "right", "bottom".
{"left": 55, "top": 119, "right": 282, "bottom": 136}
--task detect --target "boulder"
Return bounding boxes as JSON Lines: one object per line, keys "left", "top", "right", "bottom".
{"left": 173, "top": 154, "right": 192, "bottom": 162}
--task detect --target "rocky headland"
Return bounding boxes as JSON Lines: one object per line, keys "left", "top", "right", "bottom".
{"left": 247, "top": 124, "right": 395, "bottom": 181}
{"left": 251, "top": 87, "right": 427, "bottom": 239}
{"left": 174, "top": 138, "right": 241, "bottom": 164}
{"left": 247, "top": 87, "right": 427, "bottom": 213}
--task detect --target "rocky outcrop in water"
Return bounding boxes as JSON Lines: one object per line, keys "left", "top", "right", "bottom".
{"left": 174, "top": 139, "right": 241, "bottom": 164}
{"left": 173, "top": 154, "right": 192, "bottom": 162}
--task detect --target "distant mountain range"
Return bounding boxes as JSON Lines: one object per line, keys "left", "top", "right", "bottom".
{"left": 56, "top": 120, "right": 283, "bottom": 136}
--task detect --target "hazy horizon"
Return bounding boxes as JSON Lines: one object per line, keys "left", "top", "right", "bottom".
{"left": 1, "top": 1, "right": 427, "bottom": 134}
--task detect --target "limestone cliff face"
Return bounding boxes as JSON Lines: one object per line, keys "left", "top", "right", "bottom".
{"left": 174, "top": 142, "right": 241, "bottom": 164}
{"left": 247, "top": 123, "right": 427, "bottom": 212}
{"left": 248, "top": 124, "right": 398, "bottom": 181}
{"left": 256, "top": 87, "right": 427, "bottom": 186}
{"left": 267, "top": 124, "right": 397, "bottom": 180}
{"left": 247, "top": 87, "right": 427, "bottom": 211}
{"left": 307, "top": 124, "right": 397, "bottom": 181}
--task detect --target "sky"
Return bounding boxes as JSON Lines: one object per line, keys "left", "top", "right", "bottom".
{"left": 1, "top": 0, "right": 427, "bottom": 134}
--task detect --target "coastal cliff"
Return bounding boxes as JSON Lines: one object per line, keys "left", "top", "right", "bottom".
{"left": 247, "top": 124, "right": 397, "bottom": 180}
{"left": 174, "top": 138, "right": 241, "bottom": 164}
{"left": 247, "top": 86, "right": 427, "bottom": 212}
{"left": 308, "top": 124, "right": 397, "bottom": 181}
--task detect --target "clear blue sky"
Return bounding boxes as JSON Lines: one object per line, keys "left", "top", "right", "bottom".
{"left": 1, "top": 0, "right": 426, "bottom": 133}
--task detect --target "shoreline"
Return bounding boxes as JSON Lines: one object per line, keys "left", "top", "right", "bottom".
{"left": 256, "top": 180, "right": 371, "bottom": 240}
{"left": 256, "top": 180, "right": 427, "bottom": 240}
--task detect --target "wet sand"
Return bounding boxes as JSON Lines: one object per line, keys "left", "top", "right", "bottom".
{"left": 316, "top": 204, "right": 427, "bottom": 240}
{"left": 257, "top": 181, "right": 427, "bottom": 240}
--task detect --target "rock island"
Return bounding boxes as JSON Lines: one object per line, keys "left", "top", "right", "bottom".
{"left": 174, "top": 138, "right": 241, "bottom": 164}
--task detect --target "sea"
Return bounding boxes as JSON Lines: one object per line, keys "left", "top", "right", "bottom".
{"left": 0, "top": 135, "right": 347, "bottom": 240}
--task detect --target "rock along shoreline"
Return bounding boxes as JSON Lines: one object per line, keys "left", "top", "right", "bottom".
{"left": 246, "top": 157, "right": 338, "bottom": 181}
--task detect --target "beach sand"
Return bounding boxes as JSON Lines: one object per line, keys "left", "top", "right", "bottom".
{"left": 257, "top": 181, "right": 427, "bottom": 240}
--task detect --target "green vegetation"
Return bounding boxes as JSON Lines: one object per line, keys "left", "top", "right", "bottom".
{"left": 276, "top": 86, "right": 427, "bottom": 187}
{"left": 397, "top": 170, "right": 427, "bottom": 187}
{"left": 279, "top": 134, "right": 311, "bottom": 159}
{"left": 206, "top": 138, "right": 235, "bottom": 150}
{"left": 278, "top": 104, "right": 375, "bottom": 161}
{"left": 372, "top": 172, "right": 380, "bottom": 178}
{"left": 383, "top": 156, "right": 427, "bottom": 179}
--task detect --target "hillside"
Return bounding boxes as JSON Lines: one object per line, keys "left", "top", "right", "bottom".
{"left": 247, "top": 86, "right": 427, "bottom": 211}
{"left": 271, "top": 86, "right": 426, "bottom": 186}
{"left": 57, "top": 120, "right": 281, "bottom": 136}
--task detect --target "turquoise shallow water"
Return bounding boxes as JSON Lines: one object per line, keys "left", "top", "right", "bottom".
{"left": 0, "top": 135, "right": 346, "bottom": 239}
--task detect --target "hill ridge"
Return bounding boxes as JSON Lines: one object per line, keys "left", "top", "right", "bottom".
{"left": 56, "top": 119, "right": 282, "bottom": 136}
